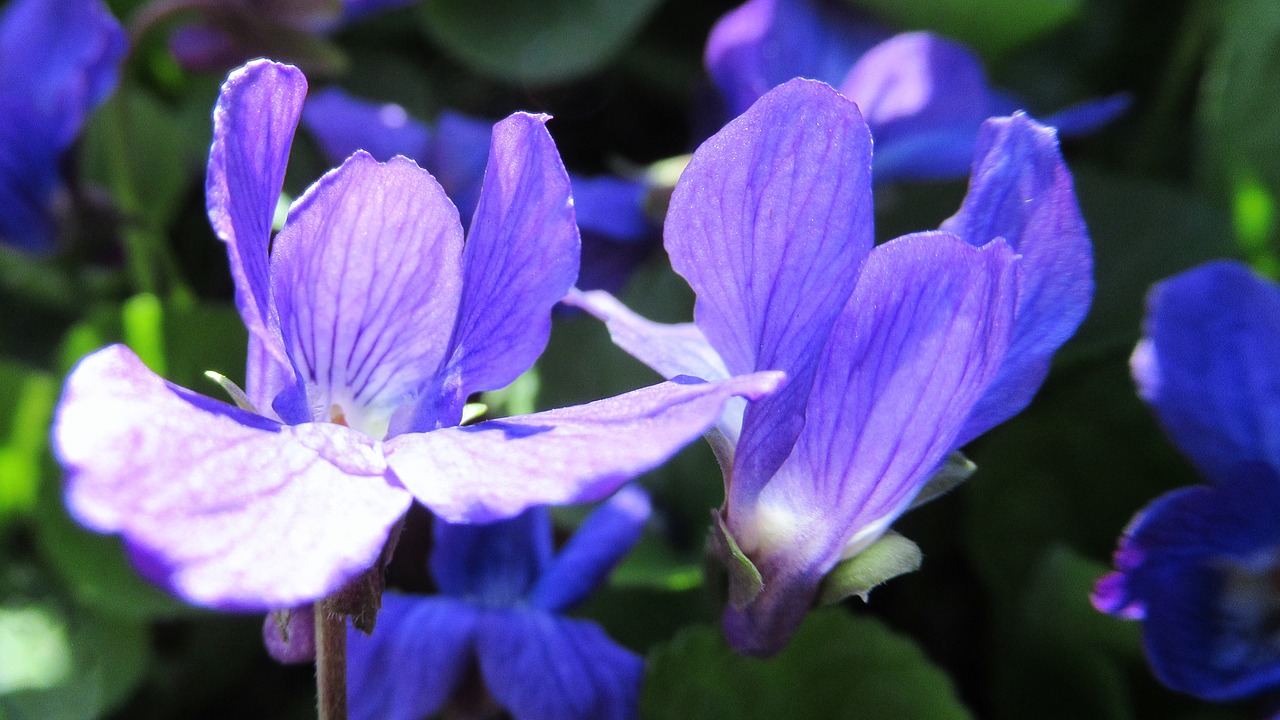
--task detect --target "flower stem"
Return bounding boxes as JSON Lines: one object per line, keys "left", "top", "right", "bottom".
{"left": 314, "top": 599, "right": 348, "bottom": 720}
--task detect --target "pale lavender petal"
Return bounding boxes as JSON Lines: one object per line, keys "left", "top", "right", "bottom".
{"left": 302, "top": 87, "right": 431, "bottom": 165}
{"left": 441, "top": 113, "right": 579, "bottom": 398}
{"left": 724, "top": 233, "right": 1018, "bottom": 655}
{"left": 431, "top": 508, "right": 553, "bottom": 606}
{"left": 271, "top": 152, "right": 464, "bottom": 438}
{"left": 668, "top": 78, "right": 874, "bottom": 491}
{"left": 347, "top": 594, "right": 478, "bottom": 720}
{"left": 705, "top": 0, "right": 887, "bottom": 117}
{"left": 1132, "top": 261, "right": 1280, "bottom": 481}
{"left": 529, "top": 485, "right": 651, "bottom": 612}
{"left": 384, "top": 372, "right": 784, "bottom": 523}
{"left": 206, "top": 60, "right": 307, "bottom": 372}
{"left": 941, "top": 113, "right": 1093, "bottom": 444}
{"left": 54, "top": 345, "right": 412, "bottom": 610}
{"left": 477, "top": 610, "right": 642, "bottom": 720}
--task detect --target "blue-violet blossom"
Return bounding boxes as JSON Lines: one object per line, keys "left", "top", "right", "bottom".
{"left": 570, "top": 78, "right": 1093, "bottom": 655}
{"left": 1094, "top": 261, "right": 1280, "bottom": 703}
{"left": 0, "top": 0, "right": 125, "bottom": 251}
{"left": 348, "top": 487, "right": 651, "bottom": 720}
{"left": 705, "top": 0, "right": 1128, "bottom": 181}
{"left": 52, "top": 59, "right": 781, "bottom": 612}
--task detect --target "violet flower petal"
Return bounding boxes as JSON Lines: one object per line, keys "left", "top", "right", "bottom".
{"left": 477, "top": 610, "right": 643, "bottom": 720}
{"left": 668, "top": 78, "right": 874, "bottom": 491}
{"left": 384, "top": 372, "right": 784, "bottom": 523}
{"left": 302, "top": 87, "right": 431, "bottom": 165}
{"left": 529, "top": 485, "right": 651, "bottom": 612}
{"left": 431, "top": 508, "right": 553, "bottom": 606}
{"left": 425, "top": 110, "right": 496, "bottom": 228}
{"left": 941, "top": 113, "right": 1093, "bottom": 445}
{"left": 442, "top": 113, "right": 579, "bottom": 398}
{"left": 347, "top": 594, "right": 479, "bottom": 720}
{"left": 724, "top": 232, "right": 1019, "bottom": 655}
{"left": 271, "top": 152, "right": 464, "bottom": 437}
{"left": 1041, "top": 93, "right": 1133, "bottom": 138}
{"left": 342, "top": 0, "right": 418, "bottom": 23}
{"left": 54, "top": 345, "right": 412, "bottom": 610}
{"left": 1130, "top": 261, "right": 1280, "bottom": 480}
{"left": 206, "top": 60, "right": 307, "bottom": 372}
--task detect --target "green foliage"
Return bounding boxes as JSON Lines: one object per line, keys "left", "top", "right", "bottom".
{"left": 848, "top": 0, "right": 1081, "bottom": 57}
{"left": 0, "top": 363, "right": 55, "bottom": 523}
{"left": 642, "top": 609, "right": 973, "bottom": 720}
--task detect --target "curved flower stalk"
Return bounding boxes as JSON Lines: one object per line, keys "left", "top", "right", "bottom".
{"left": 0, "top": 0, "right": 125, "bottom": 251}
{"left": 301, "top": 87, "right": 658, "bottom": 294}
{"left": 348, "top": 487, "right": 651, "bottom": 720}
{"left": 1094, "top": 261, "right": 1280, "bottom": 702}
{"left": 52, "top": 59, "right": 783, "bottom": 613}
{"left": 705, "top": 0, "right": 1129, "bottom": 181}
{"left": 569, "top": 78, "right": 1092, "bottom": 655}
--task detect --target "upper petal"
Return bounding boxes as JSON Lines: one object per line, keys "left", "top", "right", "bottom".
{"left": 384, "top": 372, "right": 784, "bottom": 523}
{"left": 724, "top": 233, "right": 1019, "bottom": 654}
{"left": 440, "top": 112, "right": 580, "bottom": 399}
{"left": 347, "top": 594, "right": 479, "bottom": 720}
{"left": 529, "top": 485, "right": 651, "bottom": 612}
{"left": 54, "top": 345, "right": 412, "bottom": 610}
{"left": 301, "top": 88, "right": 432, "bottom": 166}
{"left": 477, "top": 609, "right": 643, "bottom": 720}
{"left": 206, "top": 60, "right": 307, "bottom": 372}
{"left": 1130, "top": 261, "right": 1280, "bottom": 480}
{"left": 942, "top": 113, "right": 1093, "bottom": 445}
{"left": 668, "top": 78, "right": 874, "bottom": 491}
{"left": 431, "top": 508, "right": 553, "bottom": 606}
{"left": 271, "top": 152, "right": 465, "bottom": 437}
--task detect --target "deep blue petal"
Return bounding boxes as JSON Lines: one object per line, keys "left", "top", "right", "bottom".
{"left": 342, "top": 0, "right": 418, "bottom": 23}
{"left": 1042, "top": 93, "right": 1132, "bottom": 138}
{"left": 572, "top": 174, "right": 657, "bottom": 293}
{"left": 476, "top": 608, "right": 643, "bottom": 720}
{"left": 302, "top": 88, "right": 432, "bottom": 165}
{"left": 431, "top": 508, "right": 553, "bottom": 606}
{"left": 425, "top": 110, "right": 493, "bottom": 225}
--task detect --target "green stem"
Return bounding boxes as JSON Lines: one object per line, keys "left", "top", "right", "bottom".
{"left": 314, "top": 599, "right": 348, "bottom": 720}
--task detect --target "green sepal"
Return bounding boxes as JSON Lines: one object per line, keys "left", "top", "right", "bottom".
{"left": 910, "top": 451, "right": 976, "bottom": 510}
{"left": 817, "top": 531, "right": 922, "bottom": 606}
{"left": 203, "top": 371, "right": 258, "bottom": 414}
{"left": 708, "top": 512, "right": 763, "bottom": 609}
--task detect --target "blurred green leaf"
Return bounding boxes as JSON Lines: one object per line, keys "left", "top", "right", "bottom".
{"left": 610, "top": 534, "right": 703, "bottom": 592}
{"left": 643, "top": 609, "right": 973, "bottom": 720}
{"left": 0, "top": 363, "right": 56, "bottom": 522}
{"left": 419, "top": 0, "right": 664, "bottom": 85}
{"left": 848, "top": 0, "right": 1080, "bottom": 58}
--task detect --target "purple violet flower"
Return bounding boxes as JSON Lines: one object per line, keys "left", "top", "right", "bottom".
{"left": 51, "top": 59, "right": 782, "bottom": 612}
{"left": 1094, "top": 261, "right": 1280, "bottom": 702}
{"left": 706, "top": 0, "right": 1129, "bottom": 182}
{"left": 569, "top": 78, "right": 1092, "bottom": 655}
{"left": 0, "top": 0, "right": 125, "bottom": 251}
{"left": 301, "top": 86, "right": 658, "bottom": 294}
{"left": 348, "top": 486, "right": 651, "bottom": 720}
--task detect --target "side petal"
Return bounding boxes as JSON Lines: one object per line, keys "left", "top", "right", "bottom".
{"left": 442, "top": 113, "right": 580, "bottom": 398}
{"left": 431, "top": 508, "right": 553, "bottom": 607}
{"left": 271, "top": 152, "right": 464, "bottom": 439}
{"left": 705, "top": 0, "right": 887, "bottom": 117}
{"left": 206, "top": 59, "right": 307, "bottom": 371}
{"left": 529, "top": 485, "right": 651, "bottom": 612}
{"left": 53, "top": 344, "right": 412, "bottom": 610}
{"left": 1130, "top": 261, "right": 1280, "bottom": 480}
{"left": 347, "top": 594, "right": 478, "bottom": 720}
{"left": 301, "top": 87, "right": 431, "bottom": 165}
{"left": 724, "top": 232, "right": 1019, "bottom": 655}
{"left": 941, "top": 113, "right": 1093, "bottom": 445}
{"left": 384, "top": 372, "right": 785, "bottom": 523}
{"left": 477, "top": 609, "right": 643, "bottom": 720}
{"left": 668, "top": 78, "right": 874, "bottom": 491}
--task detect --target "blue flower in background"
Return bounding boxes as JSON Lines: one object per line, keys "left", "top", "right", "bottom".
{"left": 706, "top": 0, "right": 1129, "bottom": 182}
{"left": 302, "top": 87, "right": 659, "bottom": 294}
{"left": 348, "top": 487, "right": 650, "bottom": 720}
{"left": 53, "top": 60, "right": 781, "bottom": 611}
{"left": 1095, "top": 261, "right": 1280, "bottom": 702}
{"left": 571, "top": 78, "right": 1093, "bottom": 655}
{"left": 0, "top": 0, "right": 125, "bottom": 251}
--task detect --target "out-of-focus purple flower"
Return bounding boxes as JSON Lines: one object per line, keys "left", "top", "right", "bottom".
{"left": 569, "top": 78, "right": 1092, "bottom": 655}
{"left": 348, "top": 486, "right": 651, "bottom": 720}
{"left": 0, "top": 0, "right": 125, "bottom": 251}
{"left": 706, "top": 0, "right": 1129, "bottom": 182}
{"left": 301, "top": 87, "right": 658, "bottom": 294}
{"left": 52, "top": 59, "right": 783, "bottom": 612}
{"left": 1094, "top": 261, "right": 1280, "bottom": 702}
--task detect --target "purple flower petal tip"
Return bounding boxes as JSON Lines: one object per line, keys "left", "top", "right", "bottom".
{"left": 264, "top": 605, "right": 317, "bottom": 663}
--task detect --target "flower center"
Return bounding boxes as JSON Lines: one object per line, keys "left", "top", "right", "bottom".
{"left": 1214, "top": 551, "right": 1280, "bottom": 671}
